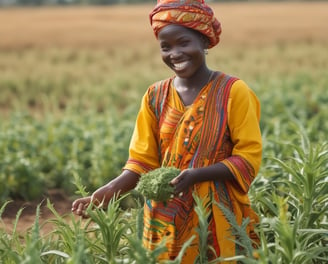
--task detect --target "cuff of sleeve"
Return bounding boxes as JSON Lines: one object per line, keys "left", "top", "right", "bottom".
{"left": 123, "top": 159, "right": 157, "bottom": 176}
{"left": 220, "top": 156, "right": 255, "bottom": 194}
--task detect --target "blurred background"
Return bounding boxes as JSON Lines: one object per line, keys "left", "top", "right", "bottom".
{"left": 0, "top": 0, "right": 327, "bottom": 203}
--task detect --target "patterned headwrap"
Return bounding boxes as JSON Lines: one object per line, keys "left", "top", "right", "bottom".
{"left": 149, "top": 0, "right": 222, "bottom": 48}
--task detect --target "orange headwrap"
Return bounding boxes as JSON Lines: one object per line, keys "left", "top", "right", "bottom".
{"left": 149, "top": 0, "right": 222, "bottom": 48}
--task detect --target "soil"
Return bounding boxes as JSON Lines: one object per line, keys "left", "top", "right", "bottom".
{"left": 1, "top": 189, "right": 74, "bottom": 235}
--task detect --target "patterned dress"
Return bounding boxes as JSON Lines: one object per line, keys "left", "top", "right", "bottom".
{"left": 124, "top": 71, "right": 262, "bottom": 263}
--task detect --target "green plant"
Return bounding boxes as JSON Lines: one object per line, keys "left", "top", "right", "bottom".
{"left": 251, "top": 124, "right": 328, "bottom": 263}
{"left": 0, "top": 204, "right": 43, "bottom": 263}
{"left": 193, "top": 193, "right": 212, "bottom": 264}
{"left": 135, "top": 167, "right": 181, "bottom": 202}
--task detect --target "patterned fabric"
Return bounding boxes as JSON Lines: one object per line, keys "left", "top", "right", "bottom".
{"left": 149, "top": 0, "right": 222, "bottom": 48}
{"left": 124, "top": 72, "right": 262, "bottom": 263}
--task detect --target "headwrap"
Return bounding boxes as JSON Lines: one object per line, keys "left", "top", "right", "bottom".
{"left": 149, "top": 0, "right": 222, "bottom": 48}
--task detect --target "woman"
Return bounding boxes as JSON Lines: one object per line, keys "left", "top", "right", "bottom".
{"left": 72, "top": 0, "right": 262, "bottom": 262}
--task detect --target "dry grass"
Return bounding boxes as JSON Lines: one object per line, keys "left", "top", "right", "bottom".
{"left": 0, "top": 2, "right": 327, "bottom": 49}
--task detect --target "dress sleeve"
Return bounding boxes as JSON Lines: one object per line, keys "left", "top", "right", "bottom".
{"left": 123, "top": 88, "right": 161, "bottom": 175}
{"left": 220, "top": 80, "right": 262, "bottom": 193}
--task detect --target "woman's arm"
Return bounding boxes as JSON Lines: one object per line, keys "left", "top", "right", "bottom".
{"left": 71, "top": 170, "right": 140, "bottom": 216}
{"left": 72, "top": 85, "right": 161, "bottom": 216}
{"left": 170, "top": 163, "right": 234, "bottom": 195}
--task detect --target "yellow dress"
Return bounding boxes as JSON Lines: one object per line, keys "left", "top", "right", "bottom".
{"left": 124, "top": 72, "right": 262, "bottom": 263}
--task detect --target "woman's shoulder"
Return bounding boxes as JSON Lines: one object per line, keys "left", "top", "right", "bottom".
{"left": 144, "top": 77, "right": 173, "bottom": 118}
{"left": 229, "top": 79, "right": 261, "bottom": 112}
{"left": 146, "top": 76, "right": 173, "bottom": 102}
{"left": 229, "top": 79, "right": 257, "bottom": 98}
{"left": 231, "top": 79, "right": 249, "bottom": 92}
{"left": 147, "top": 77, "right": 173, "bottom": 93}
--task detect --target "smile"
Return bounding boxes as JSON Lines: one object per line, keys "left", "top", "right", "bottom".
{"left": 173, "top": 61, "right": 189, "bottom": 71}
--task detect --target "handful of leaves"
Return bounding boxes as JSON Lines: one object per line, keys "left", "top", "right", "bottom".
{"left": 135, "top": 167, "right": 180, "bottom": 202}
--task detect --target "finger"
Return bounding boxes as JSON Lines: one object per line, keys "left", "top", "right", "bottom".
{"left": 71, "top": 200, "right": 79, "bottom": 212}
{"left": 170, "top": 175, "right": 181, "bottom": 185}
{"left": 76, "top": 203, "right": 86, "bottom": 216}
{"left": 72, "top": 197, "right": 90, "bottom": 211}
{"left": 71, "top": 201, "right": 82, "bottom": 214}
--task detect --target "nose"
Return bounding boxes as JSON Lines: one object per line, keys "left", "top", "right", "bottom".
{"left": 169, "top": 47, "right": 183, "bottom": 59}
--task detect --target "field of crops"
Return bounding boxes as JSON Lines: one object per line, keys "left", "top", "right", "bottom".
{"left": 1, "top": 2, "right": 328, "bottom": 263}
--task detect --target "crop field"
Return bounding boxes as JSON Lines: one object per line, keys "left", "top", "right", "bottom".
{"left": 0, "top": 2, "right": 328, "bottom": 263}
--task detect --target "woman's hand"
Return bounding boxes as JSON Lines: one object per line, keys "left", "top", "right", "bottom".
{"left": 170, "top": 169, "right": 196, "bottom": 195}
{"left": 90, "top": 183, "right": 116, "bottom": 209}
{"left": 71, "top": 169, "right": 140, "bottom": 217}
{"left": 71, "top": 183, "right": 115, "bottom": 217}
{"left": 71, "top": 196, "right": 92, "bottom": 217}
{"left": 170, "top": 163, "right": 235, "bottom": 197}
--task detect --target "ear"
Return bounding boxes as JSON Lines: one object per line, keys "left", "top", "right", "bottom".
{"left": 200, "top": 34, "right": 210, "bottom": 49}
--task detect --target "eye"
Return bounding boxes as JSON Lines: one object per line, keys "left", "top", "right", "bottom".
{"left": 160, "top": 46, "right": 170, "bottom": 52}
{"left": 160, "top": 41, "right": 171, "bottom": 52}
{"left": 160, "top": 42, "right": 170, "bottom": 52}
{"left": 179, "top": 40, "right": 190, "bottom": 47}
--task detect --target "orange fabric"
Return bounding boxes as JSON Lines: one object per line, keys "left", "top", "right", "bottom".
{"left": 124, "top": 73, "right": 262, "bottom": 263}
{"left": 149, "top": 0, "right": 221, "bottom": 48}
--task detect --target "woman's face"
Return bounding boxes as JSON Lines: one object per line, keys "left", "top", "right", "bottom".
{"left": 158, "top": 24, "right": 207, "bottom": 79}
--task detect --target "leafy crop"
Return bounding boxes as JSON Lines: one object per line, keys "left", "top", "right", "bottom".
{"left": 135, "top": 167, "right": 180, "bottom": 202}
{"left": 0, "top": 110, "right": 134, "bottom": 203}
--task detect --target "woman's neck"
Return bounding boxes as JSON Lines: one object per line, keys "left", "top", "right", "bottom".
{"left": 173, "top": 67, "right": 214, "bottom": 106}
{"left": 175, "top": 67, "right": 213, "bottom": 91}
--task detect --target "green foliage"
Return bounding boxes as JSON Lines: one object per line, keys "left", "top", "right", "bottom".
{"left": 215, "top": 202, "right": 255, "bottom": 260}
{"left": 249, "top": 126, "right": 328, "bottom": 263}
{"left": 1, "top": 41, "right": 328, "bottom": 262}
{"left": 135, "top": 167, "right": 181, "bottom": 202}
{"left": 0, "top": 110, "right": 134, "bottom": 203}
{"left": 192, "top": 193, "right": 212, "bottom": 263}
{"left": 0, "top": 194, "right": 193, "bottom": 263}
{"left": 1, "top": 159, "right": 328, "bottom": 263}
{"left": 0, "top": 204, "right": 43, "bottom": 263}
{"left": 86, "top": 194, "right": 132, "bottom": 262}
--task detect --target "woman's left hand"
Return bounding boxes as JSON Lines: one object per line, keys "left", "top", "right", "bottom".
{"left": 170, "top": 168, "right": 197, "bottom": 196}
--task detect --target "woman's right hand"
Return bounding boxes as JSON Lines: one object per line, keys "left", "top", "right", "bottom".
{"left": 71, "top": 196, "right": 92, "bottom": 217}
{"left": 71, "top": 184, "right": 115, "bottom": 217}
{"left": 71, "top": 170, "right": 140, "bottom": 217}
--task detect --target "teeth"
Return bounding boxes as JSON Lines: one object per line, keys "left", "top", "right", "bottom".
{"left": 173, "top": 61, "right": 188, "bottom": 70}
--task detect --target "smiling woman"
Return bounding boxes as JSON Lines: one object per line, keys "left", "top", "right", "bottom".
{"left": 71, "top": 0, "right": 262, "bottom": 263}
{"left": 1, "top": 0, "right": 327, "bottom": 262}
